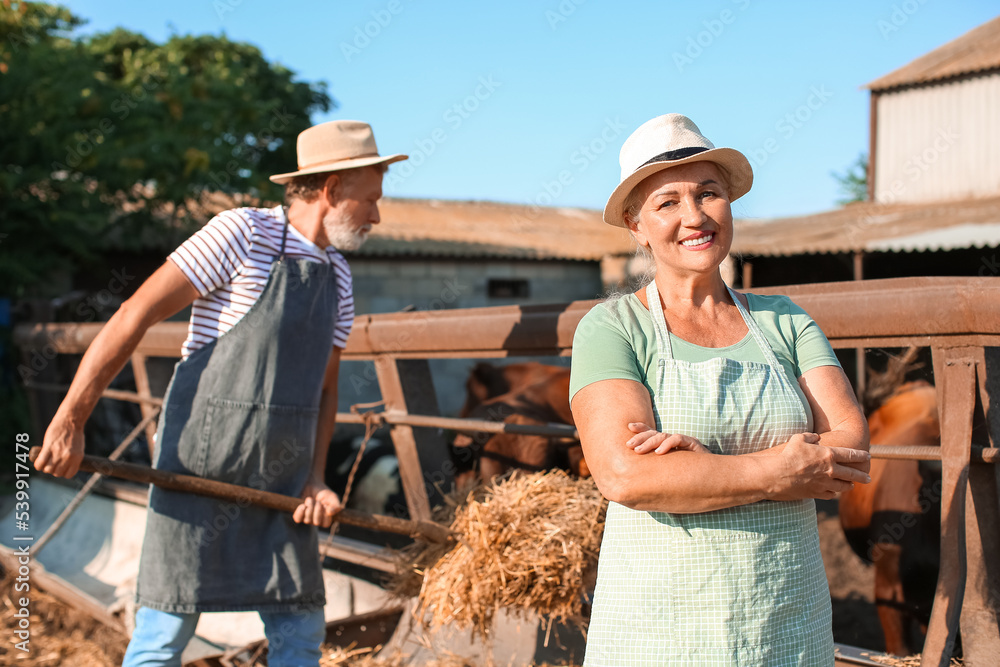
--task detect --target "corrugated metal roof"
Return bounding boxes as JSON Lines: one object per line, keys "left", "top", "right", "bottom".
{"left": 194, "top": 192, "right": 1000, "bottom": 261}
{"left": 193, "top": 194, "right": 638, "bottom": 261}
{"left": 348, "top": 198, "right": 637, "bottom": 261}
{"left": 866, "top": 222, "right": 1000, "bottom": 252}
{"left": 866, "top": 15, "right": 1000, "bottom": 91}
{"left": 732, "top": 195, "right": 1000, "bottom": 257}
{"left": 345, "top": 236, "right": 589, "bottom": 260}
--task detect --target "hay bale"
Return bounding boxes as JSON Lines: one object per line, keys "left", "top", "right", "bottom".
{"left": 398, "top": 470, "right": 607, "bottom": 641}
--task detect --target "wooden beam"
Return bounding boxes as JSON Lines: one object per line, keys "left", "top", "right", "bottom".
{"left": 958, "top": 347, "right": 1000, "bottom": 665}
{"left": 741, "top": 260, "right": 753, "bottom": 289}
{"left": 854, "top": 252, "right": 866, "bottom": 403}
{"left": 14, "top": 278, "right": 1000, "bottom": 358}
{"left": 922, "top": 348, "right": 977, "bottom": 666}
{"left": 130, "top": 353, "right": 158, "bottom": 459}
{"left": 868, "top": 91, "right": 878, "bottom": 202}
{"left": 373, "top": 357, "right": 453, "bottom": 521}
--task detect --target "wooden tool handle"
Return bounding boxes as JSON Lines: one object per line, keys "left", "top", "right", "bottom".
{"left": 29, "top": 447, "right": 453, "bottom": 544}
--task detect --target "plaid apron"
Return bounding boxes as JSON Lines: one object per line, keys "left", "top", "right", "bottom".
{"left": 583, "top": 281, "right": 833, "bottom": 666}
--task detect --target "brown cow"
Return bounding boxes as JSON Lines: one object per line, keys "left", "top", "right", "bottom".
{"left": 459, "top": 361, "right": 571, "bottom": 418}
{"left": 839, "top": 380, "right": 942, "bottom": 655}
{"left": 453, "top": 363, "right": 586, "bottom": 486}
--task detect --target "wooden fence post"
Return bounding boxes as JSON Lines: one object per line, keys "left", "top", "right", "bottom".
{"left": 922, "top": 348, "right": 977, "bottom": 667}
{"left": 958, "top": 347, "right": 1000, "bottom": 666}
{"left": 130, "top": 352, "right": 158, "bottom": 458}
{"left": 374, "top": 357, "right": 453, "bottom": 522}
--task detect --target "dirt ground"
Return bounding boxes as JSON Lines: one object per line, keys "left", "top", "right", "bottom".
{"left": 0, "top": 569, "right": 129, "bottom": 666}
{"left": 2, "top": 509, "right": 888, "bottom": 665}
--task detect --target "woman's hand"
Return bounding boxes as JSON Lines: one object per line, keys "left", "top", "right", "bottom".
{"left": 626, "top": 422, "right": 711, "bottom": 455}
{"left": 764, "top": 434, "right": 871, "bottom": 501}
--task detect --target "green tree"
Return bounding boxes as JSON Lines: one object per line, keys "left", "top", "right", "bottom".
{"left": 832, "top": 153, "right": 868, "bottom": 205}
{"left": 0, "top": 0, "right": 334, "bottom": 299}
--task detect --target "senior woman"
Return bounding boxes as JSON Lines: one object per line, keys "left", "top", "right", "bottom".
{"left": 570, "top": 114, "right": 871, "bottom": 666}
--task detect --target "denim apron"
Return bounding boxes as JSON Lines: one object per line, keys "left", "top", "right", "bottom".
{"left": 136, "top": 220, "right": 337, "bottom": 613}
{"left": 583, "top": 281, "right": 833, "bottom": 666}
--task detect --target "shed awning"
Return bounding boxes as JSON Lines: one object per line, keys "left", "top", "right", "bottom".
{"left": 866, "top": 222, "right": 1000, "bottom": 253}
{"left": 732, "top": 195, "right": 1000, "bottom": 257}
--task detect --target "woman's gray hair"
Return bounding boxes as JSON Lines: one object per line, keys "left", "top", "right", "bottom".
{"left": 622, "top": 186, "right": 645, "bottom": 230}
{"left": 607, "top": 186, "right": 655, "bottom": 299}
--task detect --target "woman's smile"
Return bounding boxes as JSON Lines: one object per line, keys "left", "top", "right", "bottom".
{"left": 626, "top": 161, "right": 734, "bottom": 272}
{"left": 680, "top": 231, "right": 715, "bottom": 248}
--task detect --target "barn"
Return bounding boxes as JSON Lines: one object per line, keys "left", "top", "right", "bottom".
{"left": 335, "top": 197, "right": 638, "bottom": 417}
{"left": 731, "top": 15, "right": 1000, "bottom": 292}
{"left": 344, "top": 198, "right": 636, "bottom": 314}
{"left": 728, "top": 16, "right": 1000, "bottom": 395}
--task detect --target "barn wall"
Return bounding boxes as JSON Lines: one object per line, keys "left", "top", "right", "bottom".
{"left": 348, "top": 257, "right": 603, "bottom": 315}
{"left": 873, "top": 71, "right": 1000, "bottom": 204}
{"left": 336, "top": 257, "right": 598, "bottom": 433}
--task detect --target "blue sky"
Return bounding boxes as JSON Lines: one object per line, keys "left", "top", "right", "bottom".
{"left": 61, "top": 0, "right": 998, "bottom": 220}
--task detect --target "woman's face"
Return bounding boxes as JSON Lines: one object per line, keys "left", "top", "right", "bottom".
{"left": 627, "top": 161, "right": 733, "bottom": 277}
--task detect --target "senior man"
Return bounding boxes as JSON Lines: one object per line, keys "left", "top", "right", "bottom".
{"left": 34, "top": 120, "right": 407, "bottom": 666}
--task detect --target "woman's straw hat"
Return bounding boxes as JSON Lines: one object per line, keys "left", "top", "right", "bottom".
{"left": 270, "top": 120, "right": 408, "bottom": 184}
{"left": 603, "top": 114, "right": 753, "bottom": 227}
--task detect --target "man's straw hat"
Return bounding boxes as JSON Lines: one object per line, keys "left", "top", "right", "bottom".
{"left": 603, "top": 114, "right": 753, "bottom": 227}
{"left": 270, "top": 120, "right": 407, "bottom": 184}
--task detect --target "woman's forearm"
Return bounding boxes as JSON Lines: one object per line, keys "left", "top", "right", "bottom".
{"left": 602, "top": 449, "right": 778, "bottom": 513}
{"left": 576, "top": 380, "right": 777, "bottom": 513}
{"left": 597, "top": 432, "right": 868, "bottom": 513}
{"left": 574, "top": 378, "right": 870, "bottom": 515}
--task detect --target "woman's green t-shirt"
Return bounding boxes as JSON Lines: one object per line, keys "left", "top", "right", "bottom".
{"left": 569, "top": 292, "right": 841, "bottom": 426}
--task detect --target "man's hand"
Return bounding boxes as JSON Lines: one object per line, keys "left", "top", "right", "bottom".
{"left": 625, "top": 422, "right": 711, "bottom": 455}
{"left": 293, "top": 475, "right": 342, "bottom": 528}
{"left": 34, "top": 414, "right": 85, "bottom": 478}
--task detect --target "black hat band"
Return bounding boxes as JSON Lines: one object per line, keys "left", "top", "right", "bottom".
{"left": 638, "top": 146, "right": 710, "bottom": 169}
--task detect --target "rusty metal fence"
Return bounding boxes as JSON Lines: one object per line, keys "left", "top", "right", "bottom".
{"left": 14, "top": 276, "right": 1000, "bottom": 667}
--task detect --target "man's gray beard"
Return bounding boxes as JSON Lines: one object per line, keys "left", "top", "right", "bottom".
{"left": 322, "top": 217, "right": 368, "bottom": 252}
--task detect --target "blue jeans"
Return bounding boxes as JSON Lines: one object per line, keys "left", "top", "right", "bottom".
{"left": 122, "top": 606, "right": 326, "bottom": 667}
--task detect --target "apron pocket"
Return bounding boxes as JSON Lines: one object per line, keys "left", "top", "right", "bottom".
{"left": 665, "top": 511, "right": 808, "bottom": 652}
{"left": 198, "top": 397, "right": 319, "bottom": 494}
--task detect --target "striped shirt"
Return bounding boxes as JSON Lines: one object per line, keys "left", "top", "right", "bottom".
{"left": 168, "top": 205, "right": 354, "bottom": 359}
